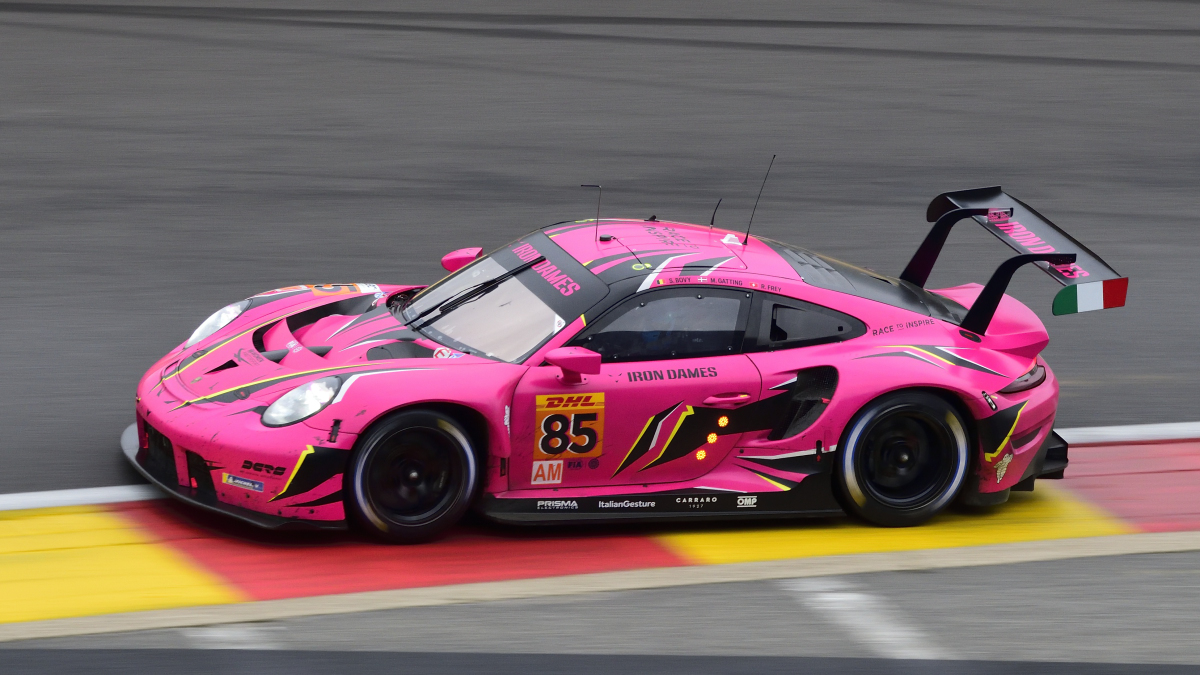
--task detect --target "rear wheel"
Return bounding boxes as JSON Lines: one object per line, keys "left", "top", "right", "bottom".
{"left": 836, "top": 391, "right": 969, "bottom": 527}
{"left": 346, "top": 409, "right": 478, "bottom": 543}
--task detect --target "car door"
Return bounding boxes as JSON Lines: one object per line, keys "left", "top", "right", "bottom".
{"left": 740, "top": 292, "right": 866, "bottom": 453}
{"left": 510, "top": 286, "right": 762, "bottom": 489}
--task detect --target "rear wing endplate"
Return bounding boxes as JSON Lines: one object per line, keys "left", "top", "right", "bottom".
{"left": 901, "top": 186, "right": 1128, "bottom": 320}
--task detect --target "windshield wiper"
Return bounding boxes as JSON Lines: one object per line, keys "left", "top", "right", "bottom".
{"left": 405, "top": 256, "right": 545, "bottom": 331}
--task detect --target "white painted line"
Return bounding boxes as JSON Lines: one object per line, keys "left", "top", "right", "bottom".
{"left": 181, "top": 624, "right": 282, "bottom": 650}
{"left": 5, "top": 529, "right": 1200, "bottom": 643}
{"left": 0, "top": 485, "right": 163, "bottom": 512}
{"left": 779, "top": 578, "right": 950, "bottom": 660}
{"left": 1058, "top": 421, "right": 1200, "bottom": 445}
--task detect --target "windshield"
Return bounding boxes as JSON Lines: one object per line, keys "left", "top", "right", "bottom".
{"left": 402, "top": 232, "right": 609, "bottom": 363}
{"left": 404, "top": 258, "right": 562, "bottom": 362}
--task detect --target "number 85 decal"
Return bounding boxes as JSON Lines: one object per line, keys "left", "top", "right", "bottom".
{"left": 534, "top": 393, "right": 604, "bottom": 459}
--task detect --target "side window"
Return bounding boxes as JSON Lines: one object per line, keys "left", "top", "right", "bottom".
{"left": 754, "top": 295, "right": 865, "bottom": 351}
{"left": 570, "top": 288, "right": 750, "bottom": 363}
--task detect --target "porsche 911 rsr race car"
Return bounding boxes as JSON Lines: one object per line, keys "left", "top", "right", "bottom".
{"left": 122, "top": 186, "right": 1128, "bottom": 543}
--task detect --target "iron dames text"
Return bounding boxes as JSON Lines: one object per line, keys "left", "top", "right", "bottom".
{"left": 627, "top": 367, "right": 718, "bottom": 382}
{"left": 989, "top": 209, "right": 1089, "bottom": 279}
{"left": 512, "top": 243, "right": 581, "bottom": 296}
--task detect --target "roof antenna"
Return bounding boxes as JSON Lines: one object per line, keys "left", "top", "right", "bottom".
{"left": 743, "top": 155, "right": 775, "bottom": 245}
{"left": 581, "top": 184, "right": 602, "bottom": 241}
{"left": 613, "top": 236, "right": 645, "bottom": 266}
{"left": 709, "top": 198, "right": 722, "bottom": 233}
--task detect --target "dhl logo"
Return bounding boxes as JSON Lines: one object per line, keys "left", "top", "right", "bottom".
{"left": 536, "top": 393, "right": 605, "bottom": 410}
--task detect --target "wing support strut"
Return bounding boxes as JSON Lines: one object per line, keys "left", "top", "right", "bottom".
{"left": 899, "top": 207, "right": 991, "bottom": 287}
{"left": 960, "top": 253, "right": 1076, "bottom": 335}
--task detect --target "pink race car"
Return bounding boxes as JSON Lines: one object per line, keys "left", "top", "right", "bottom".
{"left": 122, "top": 186, "right": 1128, "bottom": 543}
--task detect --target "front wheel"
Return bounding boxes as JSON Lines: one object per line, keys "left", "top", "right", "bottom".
{"left": 836, "top": 391, "right": 969, "bottom": 527}
{"left": 346, "top": 409, "right": 479, "bottom": 544}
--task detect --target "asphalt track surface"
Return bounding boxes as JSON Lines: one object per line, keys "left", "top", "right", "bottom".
{"left": 10, "top": 551, "right": 1200, "bottom": 671}
{"left": 3, "top": 0, "right": 1200, "bottom": 493}
{"left": 2, "top": 653, "right": 1196, "bottom": 675}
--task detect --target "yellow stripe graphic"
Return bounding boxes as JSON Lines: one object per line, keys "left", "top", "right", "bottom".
{"left": 885, "top": 345, "right": 955, "bottom": 366}
{"left": 985, "top": 401, "right": 1027, "bottom": 462}
{"left": 644, "top": 406, "right": 694, "bottom": 468}
{"left": 271, "top": 446, "right": 316, "bottom": 501}
{"left": 754, "top": 472, "right": 790, "bottom": 491}
{"left": 171, "top": 363, "right": 372, "bottom": 410}
{"left": 156, "top": 317, "right": 280, "bottom": 389}
{"left": 614, "top": 416, "right": 657, "bottom": 477}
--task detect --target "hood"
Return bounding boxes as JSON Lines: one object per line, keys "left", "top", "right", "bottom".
{"left": 159, "top": 284, "right": 481, "bottom": 406}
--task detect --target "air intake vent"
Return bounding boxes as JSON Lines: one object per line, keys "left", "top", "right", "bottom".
{"left": 261, "top": 349, "right": 288, "bottom": 363}
{"left": 141, "top": 422, "right": 178, "bottom": 486}
{"left": 205, "top": 360, "right": 238, "bottom": 375}
{"left": 769, "top": 366, "right": 839, "bottom": 441}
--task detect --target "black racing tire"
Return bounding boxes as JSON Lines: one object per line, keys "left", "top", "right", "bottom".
{"left": 346, "top": 409, "right": 479, "bottom": 544}
{"left": 835, "top": 391, "right": 969, "bottom": 527}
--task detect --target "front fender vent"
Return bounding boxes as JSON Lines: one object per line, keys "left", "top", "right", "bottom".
{"left": 768, "top": 366, "right": 839, "bottom": 440}
{"left": 205, "top": 360, "right": 238, "bottom": 375}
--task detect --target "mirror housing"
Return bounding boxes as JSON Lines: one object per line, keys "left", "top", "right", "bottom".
{"left": 441, "top": 247, "right": 483, "bottom": 273}
{"left": 544, "top": 347, "right": 601, "bottom": 385}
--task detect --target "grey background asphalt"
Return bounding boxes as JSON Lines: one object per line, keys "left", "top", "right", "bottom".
{"left": 1, "top": 652, "right": 1193, "bottom": 675}
{"left": 13, "top": 551, "right": 1200, "bottom": 667}
{"left": 2, "top": 1, "right": 1199, "bottom": 492}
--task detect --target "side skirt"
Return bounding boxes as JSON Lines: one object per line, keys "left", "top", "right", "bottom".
{"left": 479, "top": 471, "right": 844, "bottom": 525}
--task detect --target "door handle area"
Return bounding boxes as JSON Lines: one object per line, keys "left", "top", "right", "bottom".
{"left": 703, "top": 393, "right": 754, "bottom": 408}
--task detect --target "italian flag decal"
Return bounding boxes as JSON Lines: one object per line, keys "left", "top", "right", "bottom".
{"left": 1052, "top": 277, "right": 1129, "bottom": 315}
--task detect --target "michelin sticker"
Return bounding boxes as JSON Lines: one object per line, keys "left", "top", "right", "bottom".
{"left": 222, "top": 473, "right": 264, "bottom": 492}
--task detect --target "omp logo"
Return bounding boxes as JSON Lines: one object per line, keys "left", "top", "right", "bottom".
{"left": 221, "top": 473, "right": 263, "bottom": 492}
{"left": 536, "top": 499, "right": 578, "bottom": 510}
{"left": 737, "top": 495, "right": 758, "bottom": 508}
{"left": 599, "top": 500, "right": 656, "bottom": 509}
{"left": 531, "top": 460, "right": 563, "bottom": 485}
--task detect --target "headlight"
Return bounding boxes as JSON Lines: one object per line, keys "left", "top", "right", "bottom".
{"left": 998, "top": 364, "right": 1046, "bottom": 394}
{"left": 261, "top": 376, "right": 342, "bottom": 427}
{"left": 186, "top": 300, "right": 249, "bottom": 347}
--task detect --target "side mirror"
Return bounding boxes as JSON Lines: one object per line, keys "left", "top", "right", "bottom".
{"left": 441, "top": 247, "right": 483, "bottom": 273}
{"left": 544, "top": 347, "right": 601, "bottom": 385}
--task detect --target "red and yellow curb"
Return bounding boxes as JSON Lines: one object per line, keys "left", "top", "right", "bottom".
{"left": 0, "top": 505, "right": 243, "bottom": 624}
{"left": 0, "top": 441, "right": 1194, "bottom": 626}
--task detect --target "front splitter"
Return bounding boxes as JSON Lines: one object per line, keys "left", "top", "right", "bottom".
{"left": 120, "top": 423, "right": 347, "bottom": 531}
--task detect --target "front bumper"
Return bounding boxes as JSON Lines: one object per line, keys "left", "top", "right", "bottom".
{"left": 121, "top": 423, "right": 346, "bottom": 531}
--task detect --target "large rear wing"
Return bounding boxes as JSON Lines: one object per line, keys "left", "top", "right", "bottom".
{"left": 900, "top": 186, "right": 1128, "bottom": 334}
